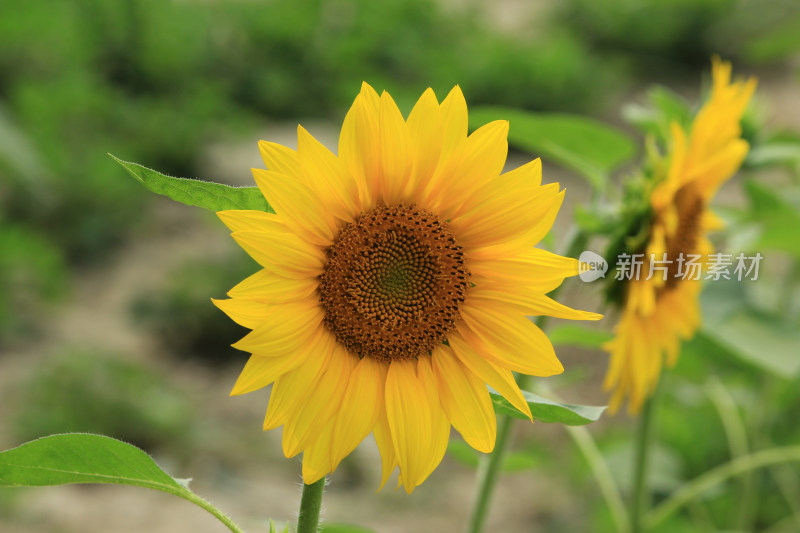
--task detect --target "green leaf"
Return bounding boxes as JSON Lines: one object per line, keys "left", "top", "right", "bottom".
{"left": 0, "top": 433, "right": 183, "bottom": 490}
{"left": 742, "top": 180, "right": 800, "bottom": 258}
{"left": 111, "top": 154, "right": 272, "bottom": 212}
{"left": 623, "top": 86, "right": 691, "bottom": 141}
{"left": 746, "top": 142, "right": 800, "bottom": 171}
{"left": 547, "top": 324, "right": 613, "bottom": 349}
{"left": 0, "top": 434, "right": 245, "bottom": 533}
{"left": 490, "top": 389, "right": 606, "bottom": 425}
{"left": 269, "top": 519, "right": 289, "bottom": 533}
{"left": 695, "top": 282, "right": 800, "bottom": 379}
{"left": 470, "top": 107, "right": 636, "bottom": 190}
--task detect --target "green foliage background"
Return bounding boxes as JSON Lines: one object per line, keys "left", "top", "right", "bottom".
{"left": 1, "top": 0, "right": 799, "bottom": 532}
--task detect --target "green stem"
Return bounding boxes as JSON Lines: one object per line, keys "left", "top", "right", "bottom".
{"left": 647, "top": 446, "right": 800, "bottom": 529}
{"left": 705, "top": 376, "right": 751, "bottom": 531}
{"left": 566, "top": 424, "right": 630, "bottom": 533}
{"left": 631, "top": 390, "right": 657, "bottom": 533}
{"left": 179, "top": 490, "right": 248, "bottom": 533}
{"left": 297, "top": 477, "right": 326, "bottom": 533}
{"left": 466, "top": 414, "right": 514, "bottom": 533}
{"left": 465, "top": 229, "right": 590, "bottom": 533}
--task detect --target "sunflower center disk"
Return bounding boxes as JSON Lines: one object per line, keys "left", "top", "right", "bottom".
{"left": 664, "top": 186, "right": 704, "bottom": 289}
{"left": 319, "top": 204, "right": 470, "bottom": 362}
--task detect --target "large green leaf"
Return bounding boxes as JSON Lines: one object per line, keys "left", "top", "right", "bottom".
{"left": 0, "top": 434, "right": 244, "bottom": 533}
{"left": 490, "top": 389, "right": 606, "bottom": 425}
{"left": 695, "top": 282, "right": 800, "bottom": 379}
{"left": 469, "top": 107, "right": 636, "bottom": 190}
{"left": 0, "top": 433, "right": 183, "bottom": 490}
{"left": 111, "top": 154, "right": 272, "bottom": 212}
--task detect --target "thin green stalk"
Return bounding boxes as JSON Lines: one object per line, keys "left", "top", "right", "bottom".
{"left": 465, "top": 229, "right": 589, "bottom": 533}
{"left": 180, "top": 491, "right": 247, "bottom": 533}
{"left": 705, "top": 376, "right": 751, "bottom": 531}
{"left": 647, "top": 446, "right": 800, "bottom": 529}
{"left": 297, "top": 477, "right": 326, "bottom": 533}
{"left": 535, "top": 382, "right": 628, "bottom": 533}
{"left": 566, "top": 424, "right": 630, "bottom": 533}
{"left": 466, "top": 414, "right": 514, "bottom": 533}
{"left": 630, "top": 390, "right": 657, "bottom": 533}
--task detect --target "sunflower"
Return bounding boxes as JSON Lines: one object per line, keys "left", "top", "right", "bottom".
{"left": 213, "top": 83, "right": 601, "bottom": 492}
{"left": 604, "top": 59, "right": 756, "bottom": 414}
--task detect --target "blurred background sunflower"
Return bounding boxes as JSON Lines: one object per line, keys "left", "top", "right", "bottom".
{"left": 1, "top": 1, "right": 799, "bottom": 532}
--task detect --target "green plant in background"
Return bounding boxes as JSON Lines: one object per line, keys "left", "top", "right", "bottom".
{"left": 131, "top": 255, "right": 255, "bottom": 365}
{"left": 12, "top": 348, "right": 193, "bottom": 453}
{"left": 2, "top": 1, "right": 800, "bottom": 532}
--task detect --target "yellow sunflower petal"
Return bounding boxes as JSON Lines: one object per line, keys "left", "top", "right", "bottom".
{"left": 258, "top": 140, "right": 302, "bottom": 177}
{"left": 227, "top": 269, "right": 317, "bottom": 303}
{"left": 329, "top": 356, "right": 386, "bottom": 470}
{"left": 231, "top": 230, "right": 325, "bottom": 279}
{"left": 431, "top": 344, "right": 496, "bottom": 453}
{"left": 252, "top": 168, "right": 339, "bottom": 246}
{"left": 415, "top": 356, "right": 450, "bottom": 483}
{"left": 405, "top": 88, "right": 443, "bottom": 200}
{"left": 458, "top": 303, "right": 563, "bottom": 376}
{"left": 218, "top": 209, "right": 283, "bottom": 233}
{"left": 302, "top": 420, "right": 335, "bottom": 484}
{"left": 385, "top": 358, "right": 432, "bottom": 493}
{"left": 296, "top": 125, "right": 359, "bottom": 222}
{"left": 469, "top": 247, "right": 582, "bottom": 286}
{"left": 212, "top": 298, "right": 269, "bottom": 329}
{"left": 372, "top": 408, "right": 397, "bottom": 491}
{"left": 468, "top": 286, "right": 603, "bottom": 321}
{"left": 448, "top": 331, "right": 532, "bottom": 420}
{"left": 378, "top": 90, "right": 412, "bottom": 206}
{"left": 231, "top": 300, "right": 323, "bottom": 355}
{"left": 466, "top": 189, "right": 565, "bottom": 259}
{"left": 282, "top": 342, "right": 357, "bottom": 458}
{"left": 339, "top": 82, "right": 381, "bottom": 210}
{"left": 430, "top": 120, "right": 509, "bottom": 218}
{"left": 263, "top": 331, "right": 335, "bottom": 430}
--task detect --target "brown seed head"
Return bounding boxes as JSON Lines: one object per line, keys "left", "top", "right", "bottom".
{"left": 318, "top": 204, "right": 470, "bottom": 362}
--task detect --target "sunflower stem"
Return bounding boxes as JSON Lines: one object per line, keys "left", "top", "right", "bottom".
{"left": 631, "top": 388, "right": 658, "bottom": 533}
{"left": 466, "top": 414, "right": 514, "bottom": 533}
{"left": 297, "top": 477, "right": 326, "bottom": 533}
